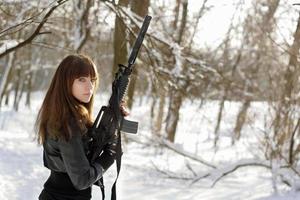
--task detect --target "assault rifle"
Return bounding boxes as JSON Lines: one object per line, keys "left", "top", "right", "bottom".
{"left": 87, "top": 15, "right": 152, "bottom": 200}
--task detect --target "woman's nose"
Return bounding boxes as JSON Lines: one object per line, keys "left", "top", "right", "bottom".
{"left": 87, "top": 80, "right": 94, "bottom": 90}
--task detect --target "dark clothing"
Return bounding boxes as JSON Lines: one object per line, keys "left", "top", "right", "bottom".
{"left": 39, "top": 171, "right": 91, "bottom": 200}
{"left": 42, "top": 122, "right": 104, "bottom": 190}
{"left": 39, "top": 118, "right": 117, "bottom": 199}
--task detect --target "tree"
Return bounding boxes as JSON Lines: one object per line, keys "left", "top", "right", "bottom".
{"left": 113, "top": 0, "right": 129, "bottom": 82}
{"left": 126, "top": 0, "right": 150, "bottom": 109}
{"left": 72, "top": 0, "right": 93, "bottom": 53}
{"left": 0, "top": 0, "right": 69, "bottom": 107}
{"left": 233, "top": 0, "right": 280, "bottom": 143}
{"left": 165, "top": 0, "right": 188, "bottom": 142}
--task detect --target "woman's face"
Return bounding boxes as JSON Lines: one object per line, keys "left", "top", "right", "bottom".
{"left": 72, "top": 76, "right": 96, "bottom": 103}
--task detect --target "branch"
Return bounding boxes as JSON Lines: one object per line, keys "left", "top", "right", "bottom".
{"left": 209, "top": 160, "right": 270, "bottom": 187}
{"left": 0, "top": 0, "right": 69, "bottom": 59}
{"left": 150, "top": 160, "right": 192, "bottom": 180}
{"left": 31, "top": 41, "right": 74, "bottom": 52}
{"left": 191, "top": 159, "right": 270, "bottom": 187}
{"left": 128, "top": 133, "right": 216, "bottom": 169}
{"left": 289, "top": 118, "right": 300, "bottom": 164}
{"left": 156, "top": 136, "right": 217, "bottom": 169}
{"left": 102, "top": 0, "right": 173, "bottom": 48}
{"left": 0, "top": 0, "right": 59, "bottom": 37}
{"left": 278, "top": 151, "right": 300, "bottom": 178}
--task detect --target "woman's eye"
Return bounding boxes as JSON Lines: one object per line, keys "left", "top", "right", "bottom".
{"left": 78, "top": 77, "right": 86, "bottom": 82}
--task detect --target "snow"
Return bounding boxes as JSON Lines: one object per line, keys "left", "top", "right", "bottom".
{"left": 0, "top": 40, "right": 18, "bottom": 55}
{"left": 1, "top": 92, "right": 300, "bottom": 200}
{"left": 171, "top": 43, "right": 183, "bottom": 77}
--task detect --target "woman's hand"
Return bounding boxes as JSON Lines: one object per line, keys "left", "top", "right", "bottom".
{"left": 120, "top": 100, "right": 130, "bottom": 117}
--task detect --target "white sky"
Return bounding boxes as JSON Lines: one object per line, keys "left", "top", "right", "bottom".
{"left": 187, "top": 0, "right": 299, "bottom": 47}
{"left": 190, "top": 0, "right": 243, "bottom": 47}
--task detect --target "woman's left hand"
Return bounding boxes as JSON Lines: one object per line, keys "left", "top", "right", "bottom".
{"left": 120, "top": 100, "right": 130, "bottom": 117}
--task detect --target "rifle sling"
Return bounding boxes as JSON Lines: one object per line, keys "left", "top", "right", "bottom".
{"left": 97, "top": 121, "right": 123, "bottom": 200}
{"left": 111, "top": 126, "right": 122, "bottom": 200}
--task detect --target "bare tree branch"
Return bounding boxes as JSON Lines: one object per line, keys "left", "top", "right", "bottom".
{"left": 189, "top": 159, "right": 270, "bottom": 187}
{"left": 154, "top": 135, "right": 217, "bottom": 169}
{"left": 0, "top": 0, "right": 69, "bottom": 59}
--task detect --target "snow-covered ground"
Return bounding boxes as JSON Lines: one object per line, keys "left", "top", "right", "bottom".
{"left": 0, "top": 92, "right": 300, "bottom": 200}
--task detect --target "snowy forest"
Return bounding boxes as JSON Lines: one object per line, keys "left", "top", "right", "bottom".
{"left": 1, "top": 0, "right": 300, "bottom": 199}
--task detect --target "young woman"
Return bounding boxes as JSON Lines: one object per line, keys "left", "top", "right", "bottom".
{"left": 36, "top": 54, "right": 126, "bottom": 200}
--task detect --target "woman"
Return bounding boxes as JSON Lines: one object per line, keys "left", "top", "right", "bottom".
{"left": 36, "top": 54, "right": 126, "bottom": 200}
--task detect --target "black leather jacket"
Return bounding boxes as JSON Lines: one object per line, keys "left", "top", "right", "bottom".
{"left": 42, "top": 119, "right": 116, "bottom": 190}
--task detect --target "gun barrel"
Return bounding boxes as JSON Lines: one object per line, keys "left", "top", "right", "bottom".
{"left": 128, "top": 15, "right": 152, "bottom": 67}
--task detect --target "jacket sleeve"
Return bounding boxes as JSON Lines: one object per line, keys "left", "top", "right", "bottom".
{"left": 57, "top": 124, "right": 105, "bottom": 190}
{"left": 97, "top": 129, "right": 119, "bottom": 171}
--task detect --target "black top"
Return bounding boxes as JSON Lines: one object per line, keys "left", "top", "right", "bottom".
{"left": 41, "top": 170, "right": 92, "bottom": 199}
{"left": 42, "top": 119, "right": 106, "bottom": 191}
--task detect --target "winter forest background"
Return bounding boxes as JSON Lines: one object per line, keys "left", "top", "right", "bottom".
{"left": 2, "top": 0, "right": 300, "bottom": 199}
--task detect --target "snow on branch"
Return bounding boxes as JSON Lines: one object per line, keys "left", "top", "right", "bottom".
{"left": 0, "top": 40, "right": 18, "bottom": 55}
{"left": 157, "top": 136, "right": 217, "bottom": 169}
{"left": 0, "top": 0, "right": 58, "bottom": 38}
{"left": 0, "top": 0, "right": 69, "bottom": 59}
{"left": 102, "top": 0, "right": 191, "bottom": 54}
{"left": 127, "top": 133, "right": 216, "bottom": 169}
{"left": 101, "top": 0, "right": 222, "bottom": 96}
{"left": 140, "top": 134, "right": 272, "bottom": 187}
{"left": 127, "top": 134, "right": 291, "bottom": 189}
{"left": 150, "top": 160, "right": 192, "bottom": 180}
{"left": 192, "top": 159, "right": 270, "bottom": 187}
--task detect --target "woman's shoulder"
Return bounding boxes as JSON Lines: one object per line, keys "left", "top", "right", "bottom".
{"left": 44, "top": 116, "right": 88, "bottom": 144}
{"left": 68, "top": 116, "right": 88, "bottom": 136}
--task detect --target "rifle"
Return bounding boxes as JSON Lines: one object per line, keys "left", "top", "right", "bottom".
{"left": 87, "top": 15, "right": 152, "bottom": 200}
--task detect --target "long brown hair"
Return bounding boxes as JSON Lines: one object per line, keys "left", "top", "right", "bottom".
{"left": 35, "top": 54, "right": 99, "bottom": 144}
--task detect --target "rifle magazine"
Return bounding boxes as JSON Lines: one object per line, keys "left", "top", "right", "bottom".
{"left": 121, "top": 119, "right": 138, "bottom": 134}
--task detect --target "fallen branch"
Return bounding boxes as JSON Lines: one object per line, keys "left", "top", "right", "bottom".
{"left": 127, "top": 133, "right": 217, "bottom": 169}
{"left": 150, "top": 160, "right": 192, "bottom": 180}
{"left": 157, "top": 137, "right": 216, "bottom": 169}
{"left": 191, "top": 159, "right": 270, "bottom": 187}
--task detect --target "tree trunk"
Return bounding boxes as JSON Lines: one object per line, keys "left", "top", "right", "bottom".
{"left": 165, "top": 0, "right": 188, "bottom": 142}
{"left": 15, "top": 75, "right": 26, "bottom": 112}
{"left": 172, "top": 0, "right": 181, "bottom": 31}
{"left": 25, "top": 71, "right": 33, "bottom": 108}
{"left": 273, "top": 13, "right": 300, "bottom": 164}
{"left": 233, "top": 58, "right": 258, "bottom": 144}
{"left": 231, "top": 0, "right": 280, "bottom": 146}
{"left": 13, "top": 67, "right": 21, "bottom": 111}
{"left": 150, "top": 94, "right": 157, "bottom": 130}
{"left": 165, "top": 90, "right": 183, "bottom": 142}
{"left": 214, "top": 92, "right": 226, "bottom": 147}
{"left": 151, "top": 87, "right": 166, "bottom": 136}
{"left": 113, "top": 0, "right": 129, "bottom": 79}
{"left": 233, "top": 99, "right": 250, "bottom": 142}
{"left": 4, "top": 90, "right": 10, "bottom": 106}
{"left": 73, "top": 0, "right": 93, "bottom": 52}
{"left": 0, "top": 51, "right": 15, "bottom": 106}
{"left": 176, "top": 0, "right": 188, "bottom": 44}
{"left": 154, "top": 92, "right": 166, "bottom": 135}
{"left": 214, "top": 52, "right": 241, "bottom": 147}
